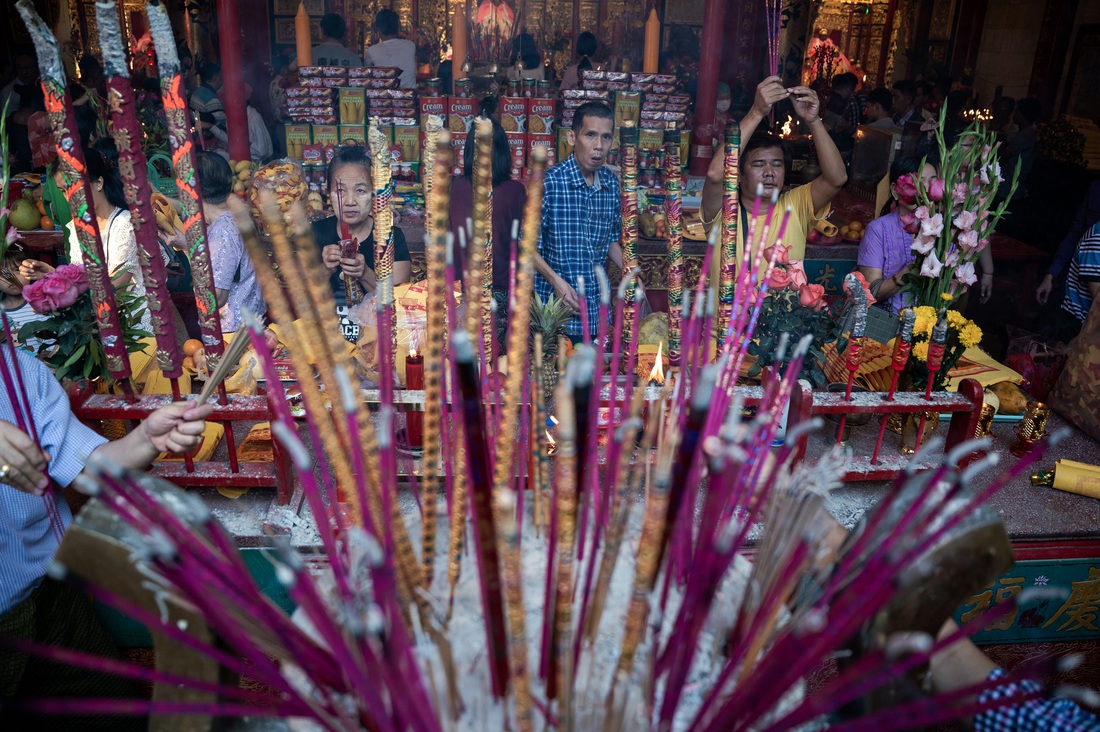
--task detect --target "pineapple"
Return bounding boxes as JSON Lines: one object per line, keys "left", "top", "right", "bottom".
{"left": 530, "top": 293, "right": 572, "bottom": 403}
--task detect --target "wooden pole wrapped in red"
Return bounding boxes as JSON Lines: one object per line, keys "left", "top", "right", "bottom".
{"left": 215, "top": 0, "right": 252, "bottom": 163}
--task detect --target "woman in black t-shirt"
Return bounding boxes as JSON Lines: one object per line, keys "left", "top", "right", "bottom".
{"left": 311, "top": 145, "right": 411, "bottom": 341}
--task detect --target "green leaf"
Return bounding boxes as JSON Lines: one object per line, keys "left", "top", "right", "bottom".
{"left": 61, "top": 344, "right": 87, "bottom": 369}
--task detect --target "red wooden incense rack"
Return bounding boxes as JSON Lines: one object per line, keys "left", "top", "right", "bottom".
{"left": 784, "top": 377, "right": 985, "bottom": 482}
{"left": 72, "top": 392, "right": 292, "bottom": 505}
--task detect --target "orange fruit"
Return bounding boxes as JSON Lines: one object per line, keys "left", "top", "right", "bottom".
{"left": 183, "top": 339, "right": 203, "bottom": 356}
{"left": 39, "top": 216, "right": 52, "bottom": 229}
{"left": 35, "top": 200, "right": 45, "bottom": 215}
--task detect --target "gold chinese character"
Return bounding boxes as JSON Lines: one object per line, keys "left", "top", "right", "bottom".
{"left": 960, "top": 589, "right": 992, "bottom": 625}
{"left": 988, "top": 577, "right": 1024, "bottom": 631}
{"left": 1043, "top": 567, "right": 1100, "bottom": 632}
{"left": 814, "top": 263, "right": 838, "bottom": 292}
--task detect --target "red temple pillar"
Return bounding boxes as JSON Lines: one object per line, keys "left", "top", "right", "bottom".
{"left": 688, "top": 0, "right": 727, "bottom": 175}
{"left": 216, "top": 0, "right": 251, "bottom": 162}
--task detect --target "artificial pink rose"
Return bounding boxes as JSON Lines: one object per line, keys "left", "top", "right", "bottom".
{"left": 954, "top": 260, "right": 977, "bottom": 286}
{"left": 920, "top": 249, "right": 943, "bottom": 278}
{"left": 42, "top": 274, "right": 81, "bottom": 309}
{"left": 911, "top": 233, "right": 936, "bottom": 255}
{"left": 958, "top": 229, "right": 979, "bottom": 251}
{"left": 914, "top": 205, "right": 931, "bottom": 222}
{"left": 789, "top": 262, "right": 808, "bottom": 288}
{"left": 894, "top": 173, "right": 918, "bottom": 207}
{"left": 928, "top": 177, "right": 946, "bottom": 201}
{"left": 954, "top": 209, "right": 978, "bottom": 231}
{"left": 920, "top": 213, "right": 944, "bottom": 238}
{"left": 799, "top": 283, "right": 826, "bottom": 309}
{"left": 768, "top": 267, "right": 792, "bottom": 289}
{"left": 762, "top": 244, "right": 790, "bottom": 265}
{"left": 52, "top": 264, "right": 90, "bottom": 296}
{"left": 899, "top": 210, "right": 919, "bottom": 235}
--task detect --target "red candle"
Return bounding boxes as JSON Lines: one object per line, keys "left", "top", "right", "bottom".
{"left": 405, "top": 350, "right": 424, "bottom": 448}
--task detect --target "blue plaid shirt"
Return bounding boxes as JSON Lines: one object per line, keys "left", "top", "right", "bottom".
{"left": 535, "top": 154, "right": 622, "bottom": 337}
{"left": 976, "top": 668, "right": 1100, "bottom": 732}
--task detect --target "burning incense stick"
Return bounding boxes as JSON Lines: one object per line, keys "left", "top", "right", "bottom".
{"left": 468, "top": 117, "right": 494, "bottom": 364}
{"left": 368, "top": 121, "right": 396, "bottom": 352}
{"left": 421, "top": 129, "right": 451, "bottom": 593}
{"left": 16, "top": 1, "right": 133, "bottom": 388}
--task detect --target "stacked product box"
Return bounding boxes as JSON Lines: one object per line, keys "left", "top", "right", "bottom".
{"left": 288, "top": 66, "right": 346, "bottom": 125}
{"left": 445, "top": 90, "right": 477, "bottom": 175}
{"left": 527, "top": 94, "right": 557, "bottom": 176}
{"left": 500, "top": 92, "right": 528, "bottom": 179}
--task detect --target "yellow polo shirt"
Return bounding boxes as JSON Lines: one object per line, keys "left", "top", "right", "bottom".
{"left": 701, "top": 182, "right": 830, "bottom": 283}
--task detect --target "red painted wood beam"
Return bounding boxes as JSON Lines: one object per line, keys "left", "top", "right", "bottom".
{"left": 689, "top": 0, "right": 727, "bottom": 175}
{"left": 215, "top": 0, "right": 251, "bottom": 162}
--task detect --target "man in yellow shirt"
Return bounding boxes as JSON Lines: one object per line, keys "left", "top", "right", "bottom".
{"left": 700, "top": 76, "right": 848, "bottom": 268}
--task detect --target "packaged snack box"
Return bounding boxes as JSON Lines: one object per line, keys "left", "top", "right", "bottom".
{"left": 528, "top": 97, "right": 556, "bottom": 136}
{"left": 311, "top": 125, "right": 339, "bottom": 148}
{"left": 446, "top": 96, "right": 476, "bottom": 134}
{"left": 500, "top": 95, "right": 528, "bottom": 134}
{"left": 506, "top": 132, "right": 527, "bottom": 169}
{"left": 338, "top": 124, "right": 366, "bottom": 145}
{"left": 338, "top": 88, "right": 366, "bottom": 125}
{"left": 529, "top": 133, "right": 556, "bottom": 168}
{"left": 393, "top": 126, "right": 421, "bottom": 165}
{"left": 613, "top": 92, "right": 641, "bottom": 129}
{"left": 286, "top": 124, "right": 312, "bottom": 160}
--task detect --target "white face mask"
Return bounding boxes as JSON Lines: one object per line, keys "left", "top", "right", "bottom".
{"left": 716, "top": 99, "right": 731, "bottom": 113}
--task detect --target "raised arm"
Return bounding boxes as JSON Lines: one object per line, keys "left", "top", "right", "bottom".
{"left": 701, "top": 76, "right": 789, "bottom": 223}
{"left": 787, "top": 86, "right": 847, "bottom": 211}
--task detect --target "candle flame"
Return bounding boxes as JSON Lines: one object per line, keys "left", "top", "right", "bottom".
{"left": 410, "top": 347, "right": 418, "bottom": 358}
{"left": 648, "top": 342, "right": 665, "bottom": 385}
{"left": 780, "top": 114, "right": 794, "bottom": 137}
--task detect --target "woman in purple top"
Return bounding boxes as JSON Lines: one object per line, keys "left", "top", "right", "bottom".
{"left": 857, "top": 155, "right": 937, "bottom": 314}
{"left": 449, "top": 117, "right": 528, "bottom": 299}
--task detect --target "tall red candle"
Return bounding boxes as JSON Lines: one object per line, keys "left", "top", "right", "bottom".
{"left": 405, "top": 350, "right": 424, "bottom": 448}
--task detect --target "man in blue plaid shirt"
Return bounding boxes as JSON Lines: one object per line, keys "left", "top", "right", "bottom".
{"left": 535, "top": 102, "right": 623, "bottom": 340}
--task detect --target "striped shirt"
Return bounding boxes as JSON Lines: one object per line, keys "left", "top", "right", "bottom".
{"left": 534, "top": 154, "right": 622, "bottom": 337}
{"left": 1062, "top": 222, "right": 1100, "bottom": 323}
{"left": 1, "top": 348, "right": 107, "bottom": 614}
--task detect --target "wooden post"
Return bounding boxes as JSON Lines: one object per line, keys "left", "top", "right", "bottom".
{"left": 688, "top": 0, "right": 726, "bottom": 175}
{"left": 216, "top": 0, "right": 250, "bottom": 162}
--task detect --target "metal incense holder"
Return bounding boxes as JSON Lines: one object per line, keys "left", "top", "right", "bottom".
{"left": 973, "top": 402, "right": 996, "bottom": 439}
{"left": 1010, "top": 401, "right": 1050, "bottom": 457}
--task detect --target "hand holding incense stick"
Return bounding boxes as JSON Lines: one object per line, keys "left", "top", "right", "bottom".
{"left": 197, "top": 331, "right": 252, "bottom": 405}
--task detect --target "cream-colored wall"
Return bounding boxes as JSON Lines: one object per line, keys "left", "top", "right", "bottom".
{"left": 972, "top": 0, "right": 1046, "bottom": 103}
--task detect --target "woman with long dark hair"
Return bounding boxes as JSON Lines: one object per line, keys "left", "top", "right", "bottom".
{"left": 560, "top": 31, "right": 597, "bottom": 92}
{"left": 449, "top": 117, "right": 527, "bottom": 308}
{"left": 507, "top": 33, "right": 545, "bottom": 82}
{"left": 19, "top": 140, "right": 169, "bottom": 331}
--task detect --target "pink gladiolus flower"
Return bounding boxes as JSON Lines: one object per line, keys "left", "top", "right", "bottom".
{"left": 958, "top": 230, "right": 979, "bottom": 250}
{"left": 0, "top": 208, "right": 8, "bottom": 218}
{"left": 945, "top": 249, "right": 960, "bottom": 267}
{"left": 920, "top": 213, "right": 944, "bottom": 238}
{"left": 955, "top": 260, "right": 977, "bottom": 286}
{"left": 911, "top": 233, "right": 936, "bottom": 255}
{"left": 799, "top": 283, "right": 826, "bottom": 309}
{"left": 978, "top": 237, "right": 990, "bottom": 251}
{"left": 899, "top": 210, "right": 919, "bottom": 234}
{"left": 762, "top": 244, "right": 790, "bottom": 265}
{"left": 920, "top": 249, "right": 943, "bottom": 278}
{"left": 768, "top": 267, "right": 792, "bottom": 289}
{"left": 914, "top": 205, "right": 931, "bottom": 222}
{"left": 954, "top": 209, "right": 978, "bottom": 231}
{"left": 928, "top": 177, "right": 946, "bottom": 201}
{"left": 5, "top": 227, "right": 21, "bottom": 245}
{"left": 789, "top": 262, "right": 808, "bottom": 288}
{"left": 952, "top": 182, "right": 968, "bottom": 204}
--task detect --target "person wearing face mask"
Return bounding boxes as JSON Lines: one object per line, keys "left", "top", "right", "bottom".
{"left": 311, "top": 145, "right": 412, "bottom": 342}
{"left": 534, "top": 102, "right": 623, "bottom": 341}
{"left": 714, "top": 82, "right": 733, "bottom": 133}
{"left": 699, "top": 76, "right": 848, "bottom": 273}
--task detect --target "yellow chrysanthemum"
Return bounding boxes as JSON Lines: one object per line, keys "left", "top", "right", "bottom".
{"left": 941, "top": 293, "right": 953, "bottom": 302}
{"left": 946, "top": 310, "right": 967, "bottom": 328}
{"left": 960, "top": 323, "right": 983, "bottom": 348}
{"left": 912, "top": 340, "right": 930, "bottom": 362}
